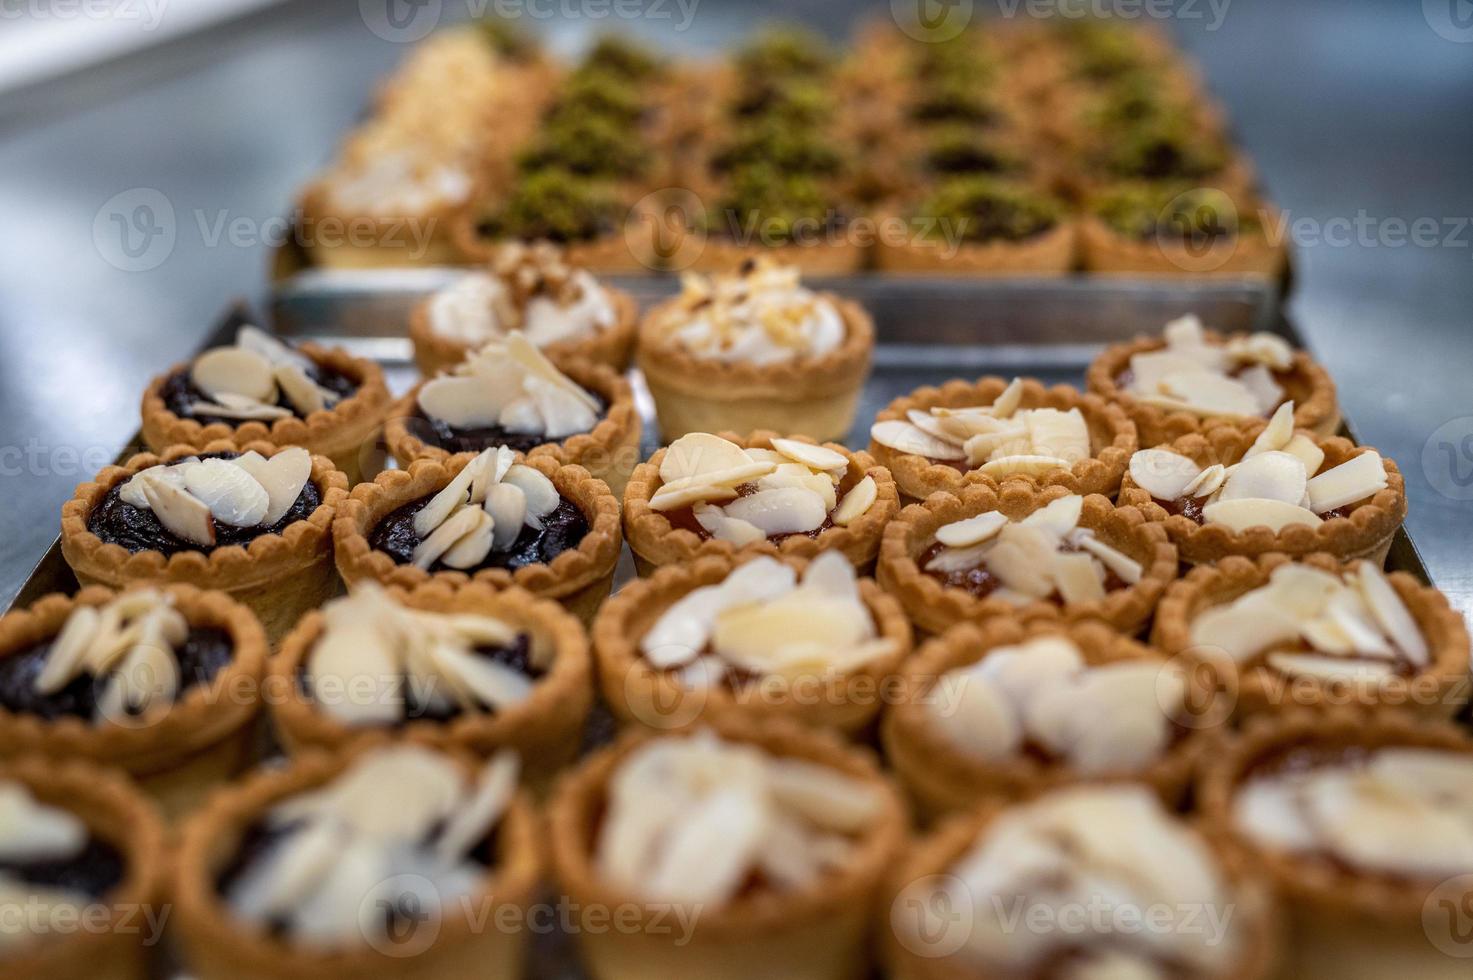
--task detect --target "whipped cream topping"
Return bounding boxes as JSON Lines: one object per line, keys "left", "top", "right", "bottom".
{"left": 325, "top": 150, "right": 472, "bottom": 218}
{"left": 183, "top": 326, "right": 342, "bottom": 423}
{"left": 397, "top": 446, "right": 563, "bottom": 570}
{"left": 0, "top": 781, "right": 96, "bottom": 951}
{"left": 224, "top": 746, "right": 519, "bottom": 949}
{"left": 1234, "top": 747, "right": 1473, "bottom": 881}
{"left": 870, "top": 377, "right": 1093, "bottom": 479}
{"left": 1188, "top": 561, "right": 1430, "bottom": 685}
{"left": 1123, "top": 314, "right": 1294, "bottom": 419}
{"left": 651, "top": 260, "right": 845, "bottom": 365}
{"left": 429, "top": 243, "right": 616, "bottom": 349}
{"left": 640, "top": 552, "right": 895, "bottom": 690}
{"left": 649, "top": 432, "right": 876, "bottom": 542}
{"left": 116, "top": 446, "right": 313, "bottom": 548}
{"left": 902, "top": 785, "right": 1243, "bottom": 978}
{"left": 926, "top": 636, "right": 1184, "bottom": 774}
{"left": 306, "top": 583, "right": 542, "bottom": 727}
{"left": 417, "top": 333, "right": 602, "bottom": 440}
{"left": 925, "top": 495, "right": 1143, "bottom": 606}
{"left": 594, "top": 729, "right": 884, "bottom": 906}
{"left": 1129, "top": 401, "right": 1388, "bottom": 534}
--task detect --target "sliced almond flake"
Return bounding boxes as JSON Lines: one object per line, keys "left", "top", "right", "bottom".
{"left": 936, "top": 511, "right": 1009, "bottom": 548}
{"left": 981, "top": 525, "right": 1057, "bottom": 598}
{"left": 744, "top": 448, "right": 787, "bottom": 465}
{"left": 1245, "top": 402, "right": 1297, "bottom": 458}
{"left": 296, "top": 746, "right": 464, "bottom": 841}
{"left": 484, "top": 482, "right": 528, "bottom": 551}
{"left": 419, "top": 375, "right": 505, "bottom": 428}
{"left": 765, "top": 758, "right": 883, "bottom": 834}
{"left": 925, "top": 541, "right": 992, "bottom": 574}
{"left": 926, "top": 672, "right": 1022, "bottom": 762}
{"left": 1053, "top": 552, "right": 1107, "bottom": 604}
{"left": 831, "top": 476, "right": 877, "bottom": 526}
{"left": 721, "top": 487, "right": 827, "bottom": 536}
{"left": 435, "top": 612, "right": 520, "bottom": 649}
{"left": 1162, "top": 313, "right": 1207, "bottom": 348}
{"left": 412, "top": 506, "right": 487, "bottom": 568}
{"left": 758, "top": 465, "right": 836, "bottom": 511}
{"left": 1181, "top": 463, "right": 1227, "bottom": 499}
{"left": 430, "top": 641, "right": 533, "bottom": 710}
{"left": 644, "top": 786, "right": 768, "bottom": 904}
{"left": 291, "top": 838, "right": 390, "bottom": 947}
{"left": 1202, "top": 498, "right": 1323, "bottom": 533}
{"left": 799, "top": 551, "right": 862, "bottom": 601}
{"left": 1306, "top": 452, "right": 1387, "bottom": 513}
{"left": 469, "top": 445, "right": 517, "bottom": 504}
{"left": 1236, "top": 364, "right": 1286, "bottom": 416}
{"left": 649, "top": 480, "right": 740, "bottom": 512}
{"left": 94, "top": 631, "right": 180, "bottom": 722}
{"left": 439, "top": 510, "right": 496, "bottom": 569}
{"left": 1264, "top": 563, "right": 1343, "bottom": 618}
{"left": 119, "top": 463, "right": 186, "bottom": 509}
{"left": 1021, "top": 495, "right": 1084, "bottom": 537}
{"left": 183, "top": 458, "right": 270, "bottom": 527}
{"left": 692, "top": 503, "right": 766, "bottom": 545}
{"left": 191, "top": 346, "right": 276, "bottom": 403}
{"left": 237, "top": 324, "right": 311, "bottom": 369}
{"left": 1301, "top": 617, "right": 1358, "bottom": 657}
{"left": 1219, "top": 451, "right": 1308, "bottom": 507}
{"left": 1128, "top": 449, "right": 1203, "bottom": 501}
{"left": 501, "top": 463, "right": 559, "bottom": 522}
{"left": 1024, "top": 408, "right": 1091, "bottom": 464}
{"left": 660, "top": 433, "right": 752, "bottom": 483}
{"left": 1265, "top": 652, "right": 1395, "bottom": 684}
{"left": 1228, "top": 332, "right": 1294, "bottom": 371}
{"left": 414, "top": 451, "right": 491, "bottom": 538}
{"left": 434, "top": 752, "right": 519, "bottom": 864}
{"left": 1232, "top": 779, "right": 1317, "bottom": 852}
{"left": 1070, "top": 702, "right": 1171, "bottom": 775}
{"left": 525, "top": 374, "right": 598, "bottom": 439}
{"left": 1356, "top": 564, "right": 1430, "bottom": 667}
{"left": 770, "top": 438, "right": 847, "bottom": 472}
{"left": 640, "top": 566, "right": 792, "bottom": 669}
{"left": 1126, "top": 349, "right": 1212, "bottom": 396}
{"left": 711, "top": 596, "right": 871, "bottom": 676}
{"left": 754, "top": 812, "right": 827, "bottom": 891}
{"left": 141, "top": 477, "right": 215, "bottom": 546}
{"left": 1324, "top": 589, "right": 1394, "bottom": 659}
{"left": 1159, "top": 370, "right": 1262, "bottom": 417}
{"left": 226, "top": 819, "right": 345, "bottom": 926}
{"left": 676, "top": 655, "right": 729, "bottom": 690}
{"left": 273, "top": 363, "right": 335, "bottom": 416}
{"left": 870, "top": 420, "right": 966, "bottom": 460}
{"left": 0, "top": 783, "right": 87, "bottom": 863}
{"left": 1368, "top": 749, "right": 1473, "bottom": 809}
{"left": 1189, "top": 595, "right": 1302, "bottom": 663}
{"left": 33, "top": 606, "right": 101, "bottom": 696}
{"left": 308, "top": 622, "right": 403, "bottom": 727}
{"left": 497, "top": 396, "right": 542, "bottom": 434}
{"left": 905, "top": 408, "right": 968, "bottom": 445}
{"left": 988, "top": 378, "right": 1025, "bottom": 419}
{"left": 187, "top": 399, "right": 291, "bottom": 421}
{"left": 976, "top": 454, "right": 1072, "bottom": 480}
{"left": 1306, "top": 771, "right": 1473, "bottom": 880}
{"left": 233, "top": 447, "right": 312, "bottom": 526}
{"left": 963, "top": 423, "right": 1030, "bottom": 465}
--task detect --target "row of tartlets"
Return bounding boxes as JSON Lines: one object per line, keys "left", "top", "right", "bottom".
{"left": 3, "top": 250, "right": 1467, "bottom": 979}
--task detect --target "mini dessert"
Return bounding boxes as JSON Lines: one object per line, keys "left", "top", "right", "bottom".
{"left": 622, "top": 431, "right": 897, "bottom": 574}
{"left": 636, "top": 261, "right": 874, "bottom": 442}
{"left": 141, "top": 325, "right": 389, "bottom": 484}
{"left": 386, "top": 332, "right": 640, "bottom": 495}
{"left": 1119, "top": 404, "right": 1406, "bottom": 565}
{"left": 868, "top": 376, "right": 1137, "bottom": 501}
{"left": 877, "top": 485, "right": 1176, "bottom": 636}
{"left": 409, "top": 241, "right": 637, "bottom": 376}
{"left": 334, "top": 447, "right": 621, "bottom": 623}
{"left": 1154, "top": 554, "right": 1469, "bottom": 720}
{"left": 693, "top": 164, "right": 864, "bottom": 275}
{"left": 594, "top": 551, "right": 911, "bottom": 734}
{"left": 1087, "top": 313, "right": 1339, "bottom": 445}
{"left": 60, "top": 443, "right": 347, "bottom": 642}
{"left": 886, "top": 784, "right": 1279, "bottom": 980}
{"left": 549, "top": 722, "right": 906, "bottom": 980}
{"left": 1080, "top": 183, "right": 1286, "bottom": 279}
{"left": 173, "top": 743, "right": 540, "bottom": 980}
{"left": 0, "top": 586, "right": 267, "bottom": 817}
{"left": 271, "top": 583, "right": 591, "bottom": 779}
{"left": 1199, "top": 710, "right": 1473, "bottom": 980}
{"left": 876, "top": 177, "right": 1076, "bottom": 274}
{"left": 0, "top": 759, "right": 165, "bottom": 980}
{"left": 883, "top": 622, "right": 1202, "bottom": 818}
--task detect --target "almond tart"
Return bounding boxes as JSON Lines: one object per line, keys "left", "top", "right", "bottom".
{"left": 333, "top": 447, "right": 621, "bottom": 624}
{"left": 408, "top": 240, "right": 638, "bottom": 377}
{"left": 593, "top": 551, "right": 912, "bottom": 735}
{"left": 882, "top": 620, "right": 1206, "bottom": 821}
{"left": 384, "top": 332, "right": 641, "bottom": 497}
{"left": 270, "top": 582, "right": 591, "bottom": 785}
{"left": 548, "top": 719, "right": 907, "bottom": 980}
{"left": 877, "top": 484, "right": 1177, "bottom": 637}
{"left": 172, "top": 742, "right": 540, "bottom": 980}
{"left": 1086, "top": 313, "right": 1339, "bottom": 446}
{"left": 635, "top": 259, "right": 874, "bottom": 443}
{"left": 884, "top": 783, "right": 1280, "bottom": 980}
{"left": 0, "top": 757, "right": 166, "bottom": 980}
{"left": 1153, "top": 553, "right": 1470, "bottom": 721}
{"left": 868, "top": 375, "right": 1138, "bottom": 502}
{"left": 1119, "top": 405, "right": 1406, "bottom": 565}
{"left": 622, "top": 431, "right": 898, "bottom": 575}
{"left": 140, "top": 324, "right": 390, "bottom": 485}
{"left": 60, "top": 442, "right": 347, "bottom": 644}
{"left": 0, "top": 585, "right": 267, "bottom": 818}
{"left": 1198, "top": 709, "right": 1473, "bottom": 980}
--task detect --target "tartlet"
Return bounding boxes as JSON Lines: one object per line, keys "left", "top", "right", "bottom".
{"left": 1153, "top": 553, "right": 1470, "bottom": 720}
{"left": 1118, "top": 417, "right": 1407, "bottom": 565}
{"left": 622, "top": 430, "right": 898, "bottom": 575}
{"left": 0, "top": 758, "right": 165, "bottom": 980}
{"left": 172, "top": 741, "right": 541, "bottom": 980}
{"left": 60, "top": 442, "right": 347, "bottom": 643}
{"left": 1086, "top": 314, "right": 1340, "bottom": 445}
{"left": 408, "top": 240, "right": 639, "bottom": 376}
{"left": 882, "top": 620, "right": 1204, "bottom": 820}
{"left": 269, "top": 581, "right": 591, "bottom": 783}
{"left": 877, "top": 484, "right": 1177, "bottom": 636}
{"left": 140, "top": 325, "right": 390, "bottom": 484}
{"left": 1198, "top": 709, "right": 1473, "bottom": 980}
{"left": 875, "top": 176, "right": 1077, "bottom": 274}
{"left": 635, "top": 260, "right": 874, "bottom": 442}
{"left": 548, "top": 719, "right": 907, "bottom": 980}
{"left": 1079, "top": 183, "right": 1286, "bottom": 279}
{"left": 384, "top": 334, "right": 641, "bottom": 496}
{"left": 333, "top": 449, "right": 621, "bottom": 624}
{"left": 592, "top": 551, "right": 912, "bottom": 735}
{"left": 0, "top": 585, "right": 267, "bottom": 817}
{"left": 867, "top": 375, "right": 1138, "bottom": 501}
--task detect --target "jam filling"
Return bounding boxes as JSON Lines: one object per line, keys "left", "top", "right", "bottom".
{"left": 1, "top": 834, "right": 125, "bottom": 901}
{"left": 0, "top": 627, "right": 233, "bottom": 721}
{"left": 918, "top": 539, "right": 1128, "bottom": 601}
{"left": 86, "top": 452, "right": 321, "bottom": 556}
{"left": 369, "top": 495, "right": 588, "bottom": 574}
{"left": 413, "top": 392, "right": 607, "bottom": 456}
{"left": 1158, "top": 493, "right": 1348, "bottom": 525}
{"left": 662, "top": 478, "right": 852, "bottom": 544}
{"left": 161, "top": 362, "right": 358, "bottom": 427}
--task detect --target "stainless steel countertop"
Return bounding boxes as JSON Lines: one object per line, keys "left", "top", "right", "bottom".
{"left": 2, "top": 0, "right": 1470, "bottom": 614}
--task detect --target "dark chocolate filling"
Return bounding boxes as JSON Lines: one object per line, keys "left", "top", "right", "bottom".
{"left": 1, "top": 834, "right": 125, "bottom": 902}
{"left": 409, "top": 391, "right": 607, "bottom": 456}
{"left": 368, "top": 496, "right": 588, "bottom": 574}
{"left": 161, "top": 359, "right": 357, "bottom": 428}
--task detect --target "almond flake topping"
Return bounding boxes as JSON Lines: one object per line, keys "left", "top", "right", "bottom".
{"left": 1122, "top": 314, "right": 1291, "bottom": 418}
{"left": 226, "top": 745, "right": 519, "bottom": 947}
{"left": 900, "top": 785, "right": 1240, "bottom": 974}
{"left": 1187, "top": 561, "right": 1429, "bottom": 674}
{"left": 594, "top": 729, "right": 883, "bottom": 906}
{"left": 0, "top": 780, "right": 93, "bottom": 943}
{"left": 418, "top": 333, "right": 600, "bottom": 439}
{"left": 117, "top": 447, "right": 312, "bottom": 546}
{"left": 640, "top": 552, "right": 892, "bottom": 682}
{"left": 186, "top": 325, "right": 340, "bottom": 421}
{"left": 401, "top": 446, "right": 559, "bottom": 570}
